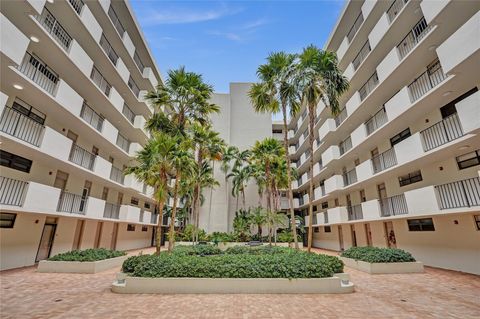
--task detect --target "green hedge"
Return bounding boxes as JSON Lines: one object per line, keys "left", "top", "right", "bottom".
{"left": 122, "top": 254, "right": 151, "bottom": 273}
{"left": 340, "top": 246, "right": 415, "bottom": 263}
{"left": 48, "top": 248, "right": 126, "bottom": 262}
{"left": 224, "top": 245, "right": 292, "bottom": 255}
{"left": 172, "top": 245, "right": 222, "bottom": 256}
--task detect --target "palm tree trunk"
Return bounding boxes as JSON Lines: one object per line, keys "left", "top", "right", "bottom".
{"left": 265, "top": 161, "right": 272, "bottom": 212}
{"left": 307, "top": 103, "right": 315, "bottom": 253}
{"left": 242, "top": 188, "right": 246, "bottom": 209}
{"left": 281, "top": 103, "right": 299, "bottom": 249}
{"left": 208, "top": 161, "right": 215, "bottom": 233}
{"left": 168, "top": 173, "right": 180, "bottom": 252}
{"left": 155, "top": 199, "right": 166, "bottom": 255}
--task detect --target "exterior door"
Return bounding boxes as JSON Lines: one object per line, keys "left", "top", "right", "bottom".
{"left": 80, "top": 181, "right": 91, "bottom": 212}
{"left": 110, "top": 223, "right": 119, "bottom": 250}
{"left": 365, "top": 223, "right": 373, "bottom": 246}
{"left": 72, "top": 220, "right": 84, "bottom": 250}
{"left": 338, "top": 225, "right": 344, "bottom": 251}
{"left": 94, "top": 222, "right": 103, "bottom": 248}
{"left": 66, "top": 130, "right": 78, "bottom": 143}
{"left": 53, "top": 170, "right": 68, "bottom": 190}
{"left": 36, "top": 223, "right": 56, "bottom": 262}
{"left": 350, "top": 224, "right": 357, "bottom": 247}
{"left": 384, "top": 221, "right": 396, "bottom": 248}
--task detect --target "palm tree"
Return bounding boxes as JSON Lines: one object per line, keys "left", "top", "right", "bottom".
{"left": 228, "top": 166, "right": 251, "bottom": 210}
{"left": 249, "top": 52, "right": 301, "bottom": 249}
{"left": 263, "top": 209, "right": 287, "bottom": 245}
{"left": 249, "top": 206, "right": 266, "bottom": 240}
{"left": 295, "top": 45, "right": 349, "bottom": 252}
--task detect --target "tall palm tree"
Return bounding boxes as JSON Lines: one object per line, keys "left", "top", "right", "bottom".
{"left": 227, "top": 166, "right": 251, "bottom": 210}
{"left": 249, "top": 52, "right": 301, "bottom": 249}
{"left": 295, "top": 45, "right": 349, "bottom": 252}
{"left": 249, "top": 206, "right": 266, "bottom": 239}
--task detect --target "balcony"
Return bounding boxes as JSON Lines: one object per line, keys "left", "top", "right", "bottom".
{"left": 68, "top": 0, "right": 84, "bottom": 15}
{"left": 90, "top": 67, "right": 111, "bottom": 97}
{"left": 69, "top": 144, "right": 96, "bottom": 170}
{"left": 347, "top": 204, "right": 363, "bottom": 221}
{"left": 57, "top": 191, "right": 87, "bottom": 215}
{"left": 314, "top": 184, "right": 325, "bottom": 200}
{"left": 110, "top": 166, "right": 124, "bottom": 184}
{"left": 116, "top": 133, "right": 130, "bottom": 153}
{"left": 365, "top": 107, "right": 388, "bottom": 136}
{"left": 104, "top": 202, "right": 120, "bottom": 219}
{"left": 372, "top": 148, "right": 397, "bottom": 174}
{"left": 379, "top": 194, "right": 408, "bottom": 217}
{"left": 387, "top": 0, "right": 408, "bottom": 23}
{"left": 122, "top": 103, "right": 135, "bottom": 124}
{"left": 347, "top": 12, "right": 364, "bottom": 43}
{"left": 133, "top": 51, "right": 145, "bottom": 73}
{"left": 397, "top": 17, "right": 432, "bottom": 60}
{"left": 435, "top": 177, "right": 480, "bottom": 210}
{"left": 80, "top": 102, "right": 104, "bottom": 132}
{"left": 99, "top": 33, "right": 119, "bottom": 66}
{"left": 319, "top": 118, "right": 336, "bottom": 141}
{"left": 17, "top": 53, "right": 59, "bottom": 95}
{"left": 420, "top": 113, "right": 464, "bottom": 152}
{"left": 0, "top": 106, "right": 45, "bottom": 146}
{"left": 408, "top": 59, "right": 446, "bottom": 102}
{"left": 36, "top": 8, "right": 72, "bottom": 51}
{"left": 325, "top": 175, "right": 344, "bottom": 194}
{"left": 151, "top": 213, "right": 159, "bottom": 224}
{"left": 334, "top": 108, "right": 348, "bottom": 127}
{"left": 339, "top": 136, "right": 352, "bottom": 156}
{"left": 327, "top": 207, "right": 349, "bottom": 224}
{"left": 108, "top": 5, "right": 125, "bottom": 37}
{"left": 343, "top": 168, "right": 357, "bottom": 187}
{"left": 359, "top": 72, "right": 379, "bottom": 101}
{"left": 128, "top": 77, "right": 140, "bottom": 98}
{"left": 352, "top": 40, "right": 371, "bottom": 72}
{"left": 0, "top": 176, "right": 28, "bottom": 207}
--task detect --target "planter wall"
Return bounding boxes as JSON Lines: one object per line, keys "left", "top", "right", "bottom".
{"left": 340, "top": 257, "right": 424, "bottom": 274}
{"left": 112, "top": 273, "right": 354, "bottom": 294}
{"left": 37, "top": 255, "right": 128, "bottom": 274}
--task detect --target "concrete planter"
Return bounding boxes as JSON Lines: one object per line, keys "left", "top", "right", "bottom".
{"left": 37, "top": 255, "right": 128, "bottom": 274}
{"left": 112, "top": 272, "right": 354, "bottom": 294}
{"left": 340, "top": 257, "right": 424, "bottom": 274}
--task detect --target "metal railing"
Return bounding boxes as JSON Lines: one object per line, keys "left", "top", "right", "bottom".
{"left": 128, "top": 77, "right": 140, "bottom": 98}
{"left": 80, "top": 102, "right": 104, "bottom": 132}
{"left": 324, "top": 211, "right": 329, "bottom": 224}
{"left": 139, "top": 210, "right": 145, "bottom": 223}
{"left": 122, "top": 103, "right": 135, "bottom": 124}
{"left": 339, "top": 136, "right": 352, "bottom": 155}
{"left": 372, "top": 148, "right": 397, "bottom": 174}
{"left": 133, "top": 51, "right": 145, "bottom": 73}
{"left": 69, "top": 144, "right": 96, "bottom": 170}
{"left": 68, "top": 0, "right": 84, "bottom": 15}
{"left": 99, "top": 33, "right": 119, "bottom": 65}
{"left": 347, "top": 12, "right": 364, "bottom": 43}
{"left": 151, "top": 213, "right": 158, "bottom": 224}
{"left": 408, "top": 59, "right": 446, "bottom": 102}
{"left": 104, "top": 202, "right": 120, "bottom": 219}
{"left": 18, "top": 53, "right": 59, "bottom": 95}
{"left": 359, "top": 72, "right": 379, "bottom": 101}
{"left": 116, "top": 133, "right": 130, "bottom": 153}
{"left": 0, "top": 177, "right": 28, "bottom": 206}
{"left": 379, "top": 194, "right": 408, "bottom": 217}
{"left": 352, "top": 40, "right": 371, "bottom": 71}
{"left": 397, "top": 18, "right": 432, "bottom": 59}
{"left": 347, "top": 204, "right": 363, "bottom": 221}
{"left": 90, "top": 67, "right": 111, "bottom": 96}
{"left": 110, "top": 166, "right": 124, "bottom": 184}
{"left": 387, "top": 0, "right": 408, "bottom": 23}
{"left": 435, "top": 177, "right": 480, "bottom": 209}
{"left": 365, "top": 107, "right": 388, "bottom": 136}
{"left": 37, "top": 8, "right": 72, "bottom": 51}
{"left": 335, "top": 108, "right": 348, "bottom": 127}
{"left": 343, "top": 168, "right": 357, "bottom": 186}
{"left": 108, "top": 6, "right": 125, "bottom": 37}
{"left": 420, "top": 113, "right": 463, "bottom": 151}
{"left": 0, "top": 107, "right": 44, "bottom": 146}
{"left": 57, "top": 191, "right": 87, "bottom": 214}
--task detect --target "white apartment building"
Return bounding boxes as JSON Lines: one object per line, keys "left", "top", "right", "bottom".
{"left": 284, "top": 0, "right": 480, "bottom": 274}
{"left": 0, "top": 0, "right": 163, "bottom": 270}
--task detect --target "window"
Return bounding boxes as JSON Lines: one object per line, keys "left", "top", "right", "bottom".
{"left": 475, "top": 215, "right": 480, "bottom": 231}
{"left": 360, "top": 190, "right": 366, "bottom": 202}
{"left": 390, "top": 128, "right": 411, "bottom": 147}
{"left": 142, "top": 225, "right": 148, "bottom": 232}
{"left": 130, "top": 197, "right": 139, "bottom": 205}
{"left": 407, "top": 218, "right": 435, "bottom": 231}
{"left": 398, "top": 170, "right": 423, "bottom": 187}
{"left": 0, "top": 151, "right": 32, "bottom": 173}
{"left": 272, "top": 129, "right": 282, "bottom": 134}
{"left": 144, "top": 202, "right": 151, "bottom": 209}
{"left": 127, "top": 224, "right": 136, "bottom": 231}
{"left": 321, "top": 202, "right": 328, "bottom": 209}
{"left": 314, "top": 227, "right": 319, "bottom": 233}
{"left": 456, "top": 150, "right": 480, "bottom": 170}
{"left": 0, "top": 213, "right": 16, "bottom": 228}
{"left": 324, "top": 226, "right": 331, "bottom": 233}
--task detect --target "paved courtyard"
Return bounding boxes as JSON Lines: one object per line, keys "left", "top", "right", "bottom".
{"left": 0, "top": 247, "right": 479, "bottom": 319}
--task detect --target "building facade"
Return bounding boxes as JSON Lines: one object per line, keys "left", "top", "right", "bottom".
{"left": 0, "top": 0, "right": 162, "bottom": 270}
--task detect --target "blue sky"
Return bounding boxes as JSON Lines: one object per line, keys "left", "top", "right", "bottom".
{"left": 130, "top": 0, "right": 345, "bottom": 93}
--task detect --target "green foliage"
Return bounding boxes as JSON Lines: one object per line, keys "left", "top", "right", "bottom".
{"left": 233, "top": 209, "right": 252, "bottom": 242}
{"left": 277, "top": 229, "right": 301, "bottom": 243}
{"left": 122, "top": 254, "right": 151, "bottom": 273}
{"left": 210, "top": 232, "right": 236, "bottom": 244}
{"left": 177, "top": 224, "right": 208, "bottom": 241}
{"left": 224, "top": 245, "right": 293, "bottom": 255}
{"left": 341, "top": 246, "right": 416, "bottom": 263}
{"left": 48, "top": 248, "right": 125, "bottom": 262}
{"left": 172, "top": 245, "right": 222, "bottom": 256}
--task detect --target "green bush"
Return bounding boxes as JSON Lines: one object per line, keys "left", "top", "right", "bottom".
{"left": 172, "top": 245, "right": 222, "bottom": 256}
{"left": 48, "top": 248, "right": 126, "bottom": 262}
{"left": 277, "top": 230, "right": 302, "bottom": 243}
{"left": 341, "top": 246, "right": 416, "bottom": 263}
{"left": 122, "top": 254, "right": 151, "bottom": 273}
{"left": 224, "top": 245, "right": 293, "bottom": 255}
{"left": 210, "top": 232, "right": 236, "bottom": 244}
{"left": 177, "top": 225, "right": 209, "bottom": 242}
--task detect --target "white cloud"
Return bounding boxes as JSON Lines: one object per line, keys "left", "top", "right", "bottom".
{"left": 240, "top": 18, "right": 269, "bottom": 30}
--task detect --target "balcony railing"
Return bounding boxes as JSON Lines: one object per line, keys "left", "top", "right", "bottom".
{"left": 122, "top": 103, "right": 135, "bottom": 124}
{"left": 397, "top": 18, "right": 432, "bottom": 59}
{"left": 343, "top": 168, "right": 357, "bottom": 186}
{"left": 90, "top": 67, "right": 111, "bottom": 96}
{"left": 69, "top": 144, "right": 96, "bottom": 170}
{"left": 128, "top": 77, "right": 140, "bottom": 98}
{"left": 37, "top": 8, "right": 72, "bottom": 51}
{"left": 408, "top": 59, "right": 446, "bottom": 102}
{"left": 352, "top": 40, "right": 371, "bottom": 71}
{"left": 99, "top": 33, "right": 119, "bottom": 65}
{"left": 18, "top": 53, "right": 59, "bottom": 95}
{"left": 387, "top": 0, "right": 408, "bottom": 23}
{"left": 372, "top": 148, "right": 397, "bottom": 174}
{"left": 104, "top": 202, "right": 120, "bottom": 219}
{"left": 420, "top": 113, "right": 463, "bottom": 151}
{"left": 379, "top": 194, "right": 408, "bottom": 217}
{"left": 0, "top": 107, "right": 44, "bottom": 146}
{"left": 68, "top": 0, "right": 84, "bottom": 15}
{"left": 339, "top": 136, "right": 352, "bottom": 155}
{"left": 139, "top": 209, "right": 145, "bottom": 223}
{"left": 435, "top": 177, "right": 480, "bottom": 209}
{"left": 110, "top": 166, "right": 124, "bottom": 184}
{"left": 324, "top": 211, "right": 329, "bottom": 224}
{"left": 365, "top": 107, "right": 388, "bottom": 136}
{"left": 80, "top": 102, "right": 104, "bottom": 132}
{"left": 0, "top": 176, "right": 28, "bottom": 206}
{"left": 347, "top": 204, "right": 363, "bottom": 220}
{"left": 335, "top": 108, "right": 348, "bottom": 127}
{"left": 133, "top": 51, "right": 145, "bottom": 73}
{"left": 116, "top": 133, "right": 130, "bottom": 153}
{"left": 108, "top": 6, "right": 125, "bottom": 37}
{"left": 359, "top": 72, "right": 379, "bottom": 101}
{"left": 151, "top": 213, "right": 158, "bottom": 224}
{"left": 57, "top": 191, "right": 87, "bottom": 214}
{"left": 347, "top": 12, "right": 364, "bottom": 43}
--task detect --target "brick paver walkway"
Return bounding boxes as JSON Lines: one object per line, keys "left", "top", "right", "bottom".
{"left": 1, "top": 247, "right": 479, "bottom": 319}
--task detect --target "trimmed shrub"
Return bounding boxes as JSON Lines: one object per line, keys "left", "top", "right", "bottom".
{"left": 224, "top": 245, "right": 293, "bottom": 255}
{"left": 48, "top": 248, "right": 125, "bottom": 262}
{"left": 122, "top": 254, "right": 151, "bottom": 273}
{"left": 341, "top": 246, "right": 416, "bottom": 263}
{"left": 172, "top": 245, "right": 222, "bottom": 256}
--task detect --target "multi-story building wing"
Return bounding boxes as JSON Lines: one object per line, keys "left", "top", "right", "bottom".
{"left": 283, "top": 0, "right": 480, "bottom": 275}
{"left": 0, "top": 0, "right": 163, "bottom": 270}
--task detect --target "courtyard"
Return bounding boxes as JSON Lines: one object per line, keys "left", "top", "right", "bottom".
{"left": 0, "top": 248, "right": 479, "bottom": 319}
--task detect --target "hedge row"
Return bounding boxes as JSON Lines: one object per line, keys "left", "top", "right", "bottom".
{"left": 48, "top": 248, "right": 126, "bottom": 262}
{"left": 340, "top": 246, "right": 415, "bottom": 263}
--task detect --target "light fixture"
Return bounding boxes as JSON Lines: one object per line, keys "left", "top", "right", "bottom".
{"left": 46, "top": 0, "right": 54, "bottom": 3}
{"left": 13, "top": 84, "right": 23, "bottom": 90}
{"left": 459, "top": 145, "right": 470, "bottom": 150}
{"left": 30, "top": 36, "right": 39, "bottom": 43}
{"left": 442, "top": 91, "right": 452, "bottom": 97}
